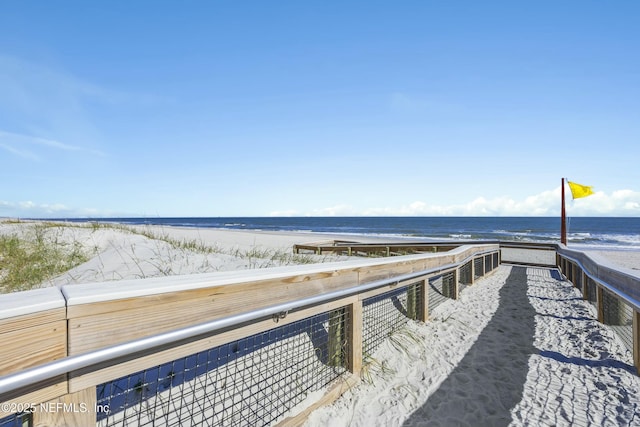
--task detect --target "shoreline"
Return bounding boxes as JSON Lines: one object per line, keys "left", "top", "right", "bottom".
{"left": 28, "top": 216, "right": 640, "bottom": 248}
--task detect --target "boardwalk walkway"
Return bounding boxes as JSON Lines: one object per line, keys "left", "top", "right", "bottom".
{"left": 306, "top": 265, "right": 640, "bottom": 427}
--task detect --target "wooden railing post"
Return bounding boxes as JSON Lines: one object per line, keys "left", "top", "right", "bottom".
{"left": 328, "top": 309, "right": 345, "bottom": 367}
{"left": 33, "top": 386, "right": 96, "bottom": 427}
{"left": 596, "top": 286, "right": 604, "bottom": 323}
{"left": 407, "top": 284, "right": 418, "bottom": 320}
{"left": 583, "top": 277, "right": 590, "bottom": 301}
{"left": 453, "top": 269, "right": 459, "bottom": 300}
{"left": 346, "top": 301, "right": 363, "bottom": 375}
{"left": 419, "top": 279, "right": 429, "bottom": 321}
{"left": 633, "top": 310, "right": 640, "bottom": 375}
{"left": 470, "top": 259, "right": 476, "bottom": 285}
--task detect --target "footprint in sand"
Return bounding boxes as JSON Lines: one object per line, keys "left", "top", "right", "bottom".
{"left": 594, "top": 381, "right": 607, "bottom": 391}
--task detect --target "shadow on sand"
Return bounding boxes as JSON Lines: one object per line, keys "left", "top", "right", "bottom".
{"left": 403, "top": 266, "right": 537, "bottom": 427}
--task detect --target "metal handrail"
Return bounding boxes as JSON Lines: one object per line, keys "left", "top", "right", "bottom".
{"left": 558, "top": 251, "right": 640, "bottom": 313}
{"left": 0, "top": 248, "right": 499, "bottom": 396}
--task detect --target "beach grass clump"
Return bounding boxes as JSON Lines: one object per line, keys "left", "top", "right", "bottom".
{"left": 129, "top": 225, "right": 323, "bottom": 267}
{"left": 388, "top": 327, "right": 423, "bottom": 355}
{"left": 0, "top": 225, "right": 88, "bottom": 293}
{"left": 360, "top": 353, "right": 396, "bottom": 384}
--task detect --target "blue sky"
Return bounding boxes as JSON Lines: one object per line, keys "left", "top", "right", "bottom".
{"left": 1, "top": 1, "right": 639, "bottom": 218}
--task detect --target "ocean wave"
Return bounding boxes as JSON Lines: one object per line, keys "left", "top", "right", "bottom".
{"left": 65, "top": 217, "right": 639, "bottom": 250}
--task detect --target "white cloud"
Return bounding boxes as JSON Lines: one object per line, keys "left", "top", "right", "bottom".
{"left": 268, "top": 209, "right": 299, "bottom": 217}
{"left": 0, "top": 142, "right": 39, "bottom": 161}
{"left": 308, "top": 205, "right": 356, "bottom": 217}
{"left": 0, "top": 200, "right": 102, "bottom": 218}
{"left": 0, "top": 54, "right": 135, "bottom": 159}
{"left": 567, "top": 189, "right": 640, "bottom": 216}
{"left": 337, "top": 187, "right": 640, "bottom": 217}
{"left": 4, "top": 187, "right": 640, "bottom": 219}
{"left": 0, "top": 130, "right": 105, "bottom": 160}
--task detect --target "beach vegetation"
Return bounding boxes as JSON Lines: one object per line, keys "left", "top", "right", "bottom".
{"left": 0, "top": 221, "right": 338, "bottom": 290}
{"left": 127, "top": 225, "right": 324, "bottom": 267}
{"left": 360, "top": 354, "right": 395, "bottom": 384}
{"left": 0, "top": 225, "right": 88, "bottom": 293}
{"left": 388, "top": 326, "right": 423, "bottom": 355}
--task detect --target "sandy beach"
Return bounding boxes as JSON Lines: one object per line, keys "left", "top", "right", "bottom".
{"left": 2, "top": 220, "right": 637, "bottom": 287}
{"left": 0, "top": 220, "right": 393, "bottom": 288}
{"left": 1, "top": 220, "right": 640, "bottom": 426}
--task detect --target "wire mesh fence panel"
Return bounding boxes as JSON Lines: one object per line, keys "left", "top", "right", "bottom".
{"left": 428, "top": 272, "right": 456, "bottom": 313}
{"left": 585, "top": 277, "right": 597, "bottom": 309}
{"left": 0, "top": 412, "right": 31, "bottom": 427}
{"left": 492, "top": 252, "right": 499, "bottom": 270}
{"left": 96, "top": 310, "right": 349, "bottom": 427}
{"left": 362, "top": 283, "right": 421, "bottom": 360}
{"left": 460, "top": 261, "right": 472, "bottom": 284}
{"left": 563, "top": 261, "right": 570, "bottom": 281}
{"left": 474, "top": 258, "right": 484, "bottom": 279}
{"left": 443, "top": 271, "right": 456, "bottom": 299}
{"left": 569, "top": 262, "right": 574, "bottom": 282}
{"left": 458, "top": 261, "right": 472, "bottom": 293}
{"left": 405, "top": 282, "right": 423, "bottom": 322}
{"left": 602, "top": 289, "right": 634, "bottom": 353}
{"left": 484, "top": 255, "right": 492, "bottom": 274}
{"left": 573, "top": 267, "right": 583, "bottom": 289}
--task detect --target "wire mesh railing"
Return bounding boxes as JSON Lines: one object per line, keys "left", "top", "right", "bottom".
{"left": 568, "top": 261, "right": 575, "bottom": 283}
{"left": 602, "top": 288, "right": 634, "bottom": 353}
{"left": 573, "top": 264, "right": 582, "bottom": 289}
{"left": 96, "top": 310, "right": 349, "bottom": 427}
{"left": 557, "top": 250, "right": 640, "bottom": 372}
{"left": 585, "top": 276, "right": 598, "bottom": 309}
{"left": 362, "top": 283, "right": 422, "bottom": 359}
{"left": 428, "top": 272, "right": 453, "bottom": 313}
{"left": 0, "top": 411, "right": 31, "bottom": 427}
{"left": 0, "top": 247, "right": 507, "bottom": 427}
{"left": 474, "top": 258, "right": 484, "bottom": 280}
{"left": 458, "top": 261, "right": 472, "bottom": 294}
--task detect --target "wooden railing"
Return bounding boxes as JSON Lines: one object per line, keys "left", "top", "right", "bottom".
{"left": 1, "top": 241, "right": 638, "bottom": 426}
{"left": 556, "top": 245, "right": 640, "bottom": 373}
{"left": 0, "top": 243, "right": 499, "bottom": 426}
{"left": 293, "top": 240, "right": 496, "bottom": 257}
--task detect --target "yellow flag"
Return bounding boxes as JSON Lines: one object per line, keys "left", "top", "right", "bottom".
{"left": 568, "top": 181, "right": 594, "bottom": 199}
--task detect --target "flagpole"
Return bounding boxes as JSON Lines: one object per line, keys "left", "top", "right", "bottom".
{"left": 561, "top": 177, "right": 567, "bottom": 245}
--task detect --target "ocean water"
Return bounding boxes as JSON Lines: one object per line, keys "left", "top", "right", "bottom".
{"left": 62, "top": 217, "right": 640, "bottom": 250}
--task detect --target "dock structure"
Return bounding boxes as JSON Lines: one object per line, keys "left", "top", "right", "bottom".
{"left": 0, "top": 241, "right": 639, "bottom": 426}
{"left": 293, "top": 240, "right": 494, "bottom": 257}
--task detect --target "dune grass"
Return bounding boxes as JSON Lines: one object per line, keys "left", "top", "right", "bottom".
{"left": 0, "top": 220, "right": 331, "bottom": 291}
{"left": 130, "top": 225, "right": 322, "bottom": 267}
{"left": 0, "top": 223, "right": 88, "bottom": 293}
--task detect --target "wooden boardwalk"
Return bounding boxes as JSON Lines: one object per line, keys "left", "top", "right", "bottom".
{"left": 308, "top": 265, "right": 640, "bottom": 426}
{"left": 293, "top": 240, "right": 490, "bottom": 257}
